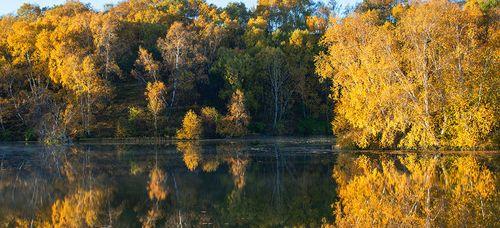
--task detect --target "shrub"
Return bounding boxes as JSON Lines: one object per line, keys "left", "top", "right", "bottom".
{"left": 176, "top": 110, "right": 202, "bottom": 139}
{"left": 114, "top": 120, "right": 129, "bottom": 138}
{"left": 217, "top": 89, "right": 250, "bottom": 137}
{"left": 201, "top": 106, "right": 221, "bottom": 138}
{"left": 128, "top": 106, "right": 144, "bottom": 122}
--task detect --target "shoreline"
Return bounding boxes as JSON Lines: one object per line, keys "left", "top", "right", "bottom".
{"left": 1, "top": 137, "right": 498, "bottom": 154}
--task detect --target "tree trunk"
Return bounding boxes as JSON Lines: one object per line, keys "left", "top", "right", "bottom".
{"left": 171, "top": 46, "right": 180, "bottom": 107}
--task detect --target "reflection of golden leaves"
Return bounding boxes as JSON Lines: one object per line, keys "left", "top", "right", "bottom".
{"left": 140, "top": 207, "right": 162, "bottom": 228}
{"left": 62, "top": 160, "right": 76, "bottom": 183}
{"left": 329, "top": 155, "right": 498, "bottom": 227}
{"left": 447, "top": 156, "right": 497, "bottom": 227}
{"left": 177, "top": 141, "right": 201, "bottom": 171}
{"left": 130, "top": 162, "right": 144, "bottom": 175}
{"left": 50, "top": 188, "right": 108, "bottom": 227}
{"left": 148, "top": 167, "right": 168, "bottom": 201}
{"left": 217, "top": 143, "right": 249, "bottom": 189}
{"left": 227, "top": 157, "right": 249, "bottom": 189}
{"left": 202, "top": 159, "right": 220, "bottom": 172}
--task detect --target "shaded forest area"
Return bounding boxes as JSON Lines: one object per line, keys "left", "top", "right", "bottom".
{"left": 0, "top": 0, "right": 498, "bottom": 149}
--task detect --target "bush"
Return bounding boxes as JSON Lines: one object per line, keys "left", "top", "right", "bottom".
{"left": 176, "top": 110, "right": 202, "bottom": 139}
{"left": 216, "top": 89, "right": 250, "bottom": 137}
{"left": 201, "top": 107, "right": 221, "bottom": 138}
{"left": 128, "top": 106, "right": 144, "bottom": 122}
{"left": 115, "top": 120, "right": 130, "bottom": 138}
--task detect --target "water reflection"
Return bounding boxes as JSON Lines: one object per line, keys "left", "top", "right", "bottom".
{"left": 0, "top": 139, "right": 337, "bottom": 227}
{"left": 327, "top": 153, "right": 499, "bottom": 227}
{"left": 177, "top": 141, "right": 201, "bottom": 171}
{"left": 147, "top": 167, "right": 168, "bottom": 201}
{"left": 0, "top": 141, "right": 497, "bottom": 227}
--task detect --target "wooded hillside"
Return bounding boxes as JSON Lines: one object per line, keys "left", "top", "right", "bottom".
{"left": 0, "top": 0, "right": 497, "bottom": 149}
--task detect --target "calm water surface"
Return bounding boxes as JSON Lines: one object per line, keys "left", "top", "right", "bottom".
{"left": 0, "top": 138, "right": 498, "bottom": 227}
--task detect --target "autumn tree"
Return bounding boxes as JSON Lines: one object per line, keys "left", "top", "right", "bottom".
{"left": 157, "top": 22, "right": 198, "bottom": 107}
{"left": 217, "top": 89, "right": 250, "bottom": 137}
{"left": 194, "top": 2, "right": 227, "bottom": 64}
{"left": 176, "top": 110, "right": 203, "bottom": 139}
{"left": 145, "top": 81, "right": 166, "bottom": 133}
{"left": 91, "top": 13, "right": 121, "bottom": 80}
{"left": 316, "top": 0, "right": 498, "bottom": 149}
{"left": 0, "top": 0, "right": 495, "bottom": 145}
{"left": 133, "top": 47, "right": 160, "bottom": 83}
{"left": 30, "top": 2, "right": 112, "bottom": 139}
{"left": 5, "top": 11, "right": 52, "bottom": 138}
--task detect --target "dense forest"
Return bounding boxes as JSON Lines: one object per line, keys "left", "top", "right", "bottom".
{"left": 0, "top": 0, "right": 498, "bottom": 149}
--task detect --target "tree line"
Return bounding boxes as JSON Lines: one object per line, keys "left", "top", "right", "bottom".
{"left": 0, "top": 0, "right": 497, "bottom": 149}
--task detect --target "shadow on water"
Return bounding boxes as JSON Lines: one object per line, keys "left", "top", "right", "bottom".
{"left": 0, "top": 138, "right": 498, "bottom": 227}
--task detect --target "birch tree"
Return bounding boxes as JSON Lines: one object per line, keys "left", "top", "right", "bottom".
{"left": 157, "top": 22, "right": 196, "bottom": 107}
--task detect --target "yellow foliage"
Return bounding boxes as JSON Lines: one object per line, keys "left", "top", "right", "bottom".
{"left": 289, "top": 29, "right": 309, "bottom": 47}
{"left": 50, "top": 188, "right": 107, "bottom": 227}
{"left": 176, "top": 110, "right": 202, "bottom": 140}
{"left": 177, "top": 141, "right": 202, "bottom": 171}
{"left": 217, "top": 89, "right": 250, "bottom": 137}
{"left": 391, "top": 4, "right": 405, "bottom": 19}
{"left": 329, "top": 154, "right": 498, "bottom": 227}
{"left": 134, "top": 47, "right": 160, "bottom": 82}
{"left": 244, "top": 16, "right": 268, "bottom": 46}
{"left": 145, "top": 81, "right": 166, "bottom": 117}
{"left": 306, "top": 15, "right": 327, "bottom": 33}
{"left": 7, "top": 20, "right": 37, "bottom": 64}
{"left": 316, "top": 0, "right": 498, "bottom": 149}
{"left": 202, "top": 159, "right": 220, "bottom": 172}
{"left": 227, "top": 157, "right": 249, "bottom": 189}
{"left": 201, "top": 106, "right": 220, "bottom": 122}
{"left": 147, "top": 167, "right": 168, "bottom": 201}
{"left": 145, "top": 81, "right": 166, "bottom": 131}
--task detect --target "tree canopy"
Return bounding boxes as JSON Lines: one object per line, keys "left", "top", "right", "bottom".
{"left": 0, "top": 0, "right": 497, "bottom": 149}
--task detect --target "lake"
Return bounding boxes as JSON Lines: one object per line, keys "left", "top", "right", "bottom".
{"left": 0, "top": 138, "right": 498, "bottom": 227}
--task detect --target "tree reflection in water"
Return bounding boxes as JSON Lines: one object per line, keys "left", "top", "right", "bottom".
{"left": 177, "top": 141, "right": 201, "bottom": 171}
{"left": 147, "top": 167, "right": 168, "bottom": 201}
{"left": 0, "top": 146, "right": 122, "bottom": 227}
{"left": 1, "top": 140, "right": 495, "bottom": 227}
{"left": 327, "top": 153, "right": 499, "bottom": 228}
